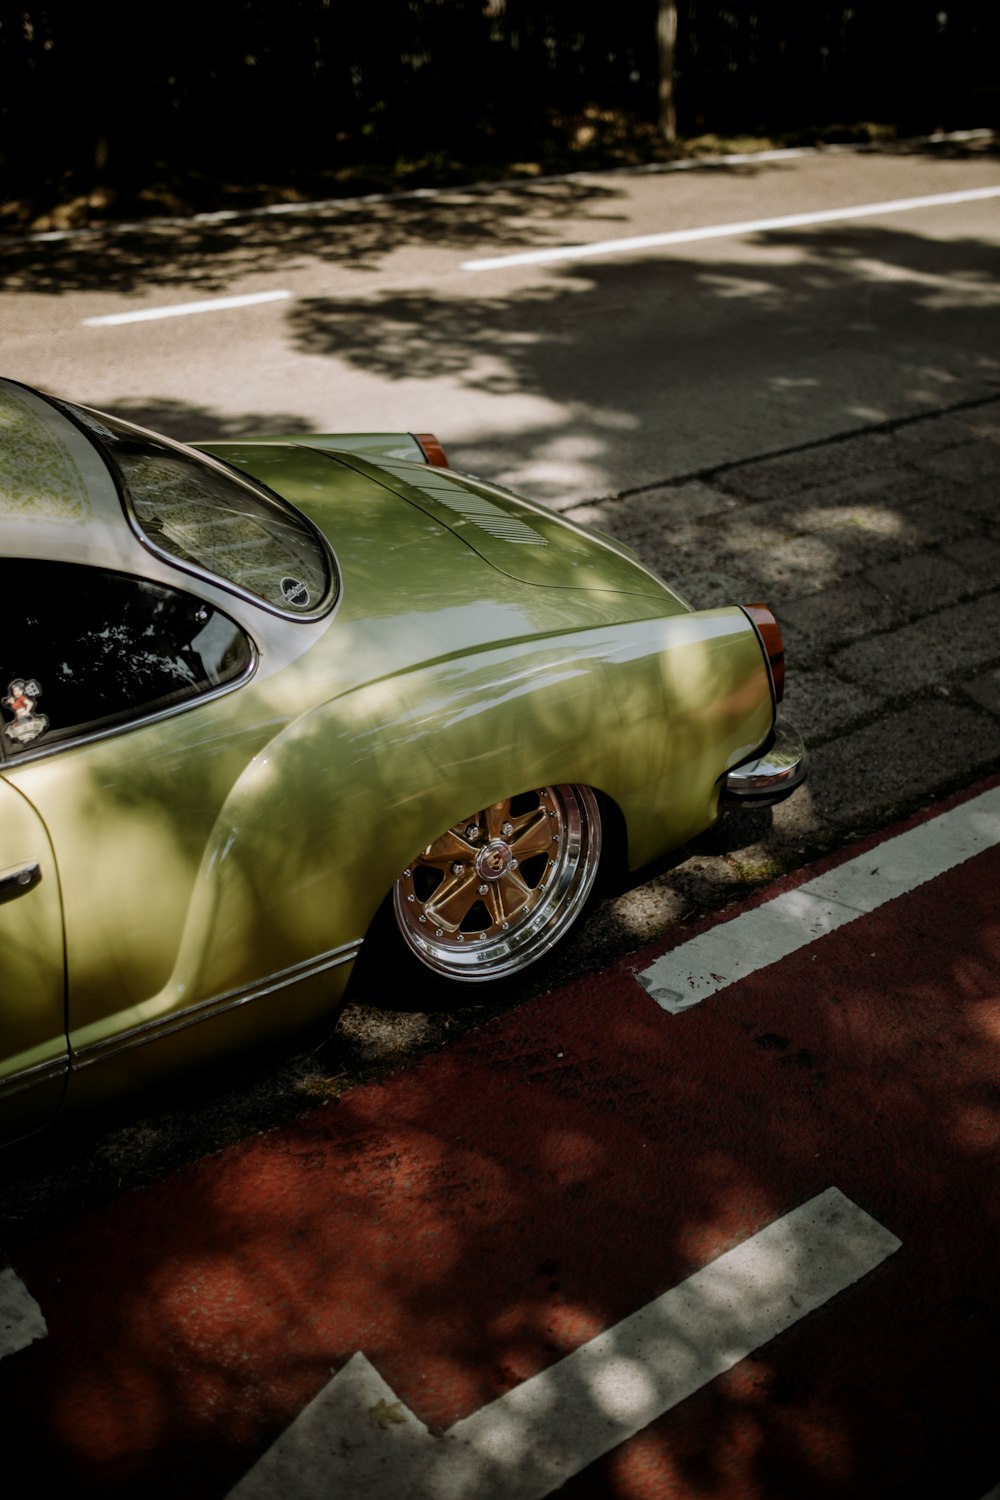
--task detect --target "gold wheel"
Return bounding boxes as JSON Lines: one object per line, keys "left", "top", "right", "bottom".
{"left": 392, "top": 785, "right": 601, "bottom": 982}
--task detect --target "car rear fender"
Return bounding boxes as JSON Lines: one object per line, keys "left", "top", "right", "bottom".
{"left": 165, "top": 608, "right": 771, "bottom": 1007}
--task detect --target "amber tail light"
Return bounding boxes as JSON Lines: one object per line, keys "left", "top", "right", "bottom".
{"left": 744, "top": 603, "right": 785, "bottom": 703}
{"left": 414, "top": 433, "right": 449, "bottom": 468}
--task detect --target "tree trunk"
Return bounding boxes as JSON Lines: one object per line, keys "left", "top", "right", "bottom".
{"left": 658, "top": 0, "right": 678, "bottom": 142}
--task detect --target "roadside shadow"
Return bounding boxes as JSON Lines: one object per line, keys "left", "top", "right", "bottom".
{"left": 4, "top": 135, "right": 996, "bottom": 298}
{"left": 0, "top": 178, "right": 623, "bottom": 296}
{"left": 101, "top": 396, "right": 317, "bottom": 443}
{"left": 284, "top": 219, "right": 1000, "bottom": 498}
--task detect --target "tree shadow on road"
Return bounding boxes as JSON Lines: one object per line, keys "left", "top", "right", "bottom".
{"left": 283, "top": 218, "right": 1000, "bottom": 501}
{"left": 5, "top": 135, "right": 996, "bottom": 300}
{"left": 0, "top": 177, "right": 626, "bottom": 296}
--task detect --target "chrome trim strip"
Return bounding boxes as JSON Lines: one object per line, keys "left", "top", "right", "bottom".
{"left": 0, "top": 1054, "right": 68, "bottom": 1098}
{"left": 70, "top": 940, "right": 363, "bottom": 1070}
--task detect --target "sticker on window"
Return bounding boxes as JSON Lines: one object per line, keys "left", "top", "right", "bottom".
{"left": 2, "top": 679, "right": 49, "bottom": 747}
{"left": 280, "top": 577, "right": 311, "bottom": 608}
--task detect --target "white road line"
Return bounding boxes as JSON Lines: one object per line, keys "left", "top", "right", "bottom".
{"left": 81, "top": 289, "right": 292, "bottom": 326}
{"left": 462, "top": 184, "right": 1000, "bottom": 270}
{"left": 226, "top": 1187, "right": 900, "bottom": 1500}
{"left": 638, "top": 783, "right": 1000, "bottom": 1014}
{"left": 0, "top": 1267, "right": 46, "bottom": 1361}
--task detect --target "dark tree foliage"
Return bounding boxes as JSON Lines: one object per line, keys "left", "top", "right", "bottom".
{"left": 0, "top": 2, "right": 996, "bottom": 194}
{"left": 676, "top": 1, "right": 998, "bottom": 133}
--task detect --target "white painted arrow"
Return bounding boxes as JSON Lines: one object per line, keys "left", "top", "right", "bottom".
{"left": 0, "top": 1267, "right": 46, "bottom": 1361}
{"left": 227, "top": 1186, "right": 900, "bottom": 1500}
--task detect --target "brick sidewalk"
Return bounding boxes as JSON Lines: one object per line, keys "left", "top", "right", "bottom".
{"left": 567, "top": 395, "right": 1000, "bottom": 875}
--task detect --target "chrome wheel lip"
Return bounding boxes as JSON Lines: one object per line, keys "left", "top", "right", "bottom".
{"left": 393, "top": 785, "right": 602, "bottom": 983}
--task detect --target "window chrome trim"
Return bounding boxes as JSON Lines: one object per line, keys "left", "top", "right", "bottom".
{"left": 69, "top": 940, "right": 362, "bottom": 1071}
{"left": 0, "top": 636, "right": 258, "bottom": 768}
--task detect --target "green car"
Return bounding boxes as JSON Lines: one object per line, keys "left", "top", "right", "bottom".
{"left": 0, "top": 377, "right": 804, "bottom": 1144}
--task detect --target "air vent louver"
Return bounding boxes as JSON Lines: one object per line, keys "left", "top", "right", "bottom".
{"left": 420, "top": 482, "right": 548, "bottom": 546}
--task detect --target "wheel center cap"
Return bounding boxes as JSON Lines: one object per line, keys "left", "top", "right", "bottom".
{"left": 476, "top": 839, "right": 513, "bottom": 882}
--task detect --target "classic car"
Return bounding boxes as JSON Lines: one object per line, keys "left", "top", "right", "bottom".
{"left": 0, "top": 376, "right": 804, "bottom": 1143}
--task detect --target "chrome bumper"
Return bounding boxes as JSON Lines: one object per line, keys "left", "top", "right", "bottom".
{"left": 722, "top": 719, "right": 807, "bottom": 807}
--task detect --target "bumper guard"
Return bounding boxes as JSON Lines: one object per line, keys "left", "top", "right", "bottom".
{"left": 722, "top": 719, "right": 807, "bottom": 807}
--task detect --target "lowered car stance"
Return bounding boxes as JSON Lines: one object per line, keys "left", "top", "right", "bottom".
{"left": 0, "top": 377, "right": 805, "bottom": 1143}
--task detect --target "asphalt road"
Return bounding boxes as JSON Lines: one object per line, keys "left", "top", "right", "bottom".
{"left": 1, "top": 130, "right": 999, "bottom": 1206}
{"left": 3, "top": 132, "right": 999, "bottom": 503}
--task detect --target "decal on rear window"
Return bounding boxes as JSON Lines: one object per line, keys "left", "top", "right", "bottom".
{"left": 2, "top": 679, "right": 49, "bottom": 746}
{"left": 280, "top": 576, "right": 310, "bottom": 608}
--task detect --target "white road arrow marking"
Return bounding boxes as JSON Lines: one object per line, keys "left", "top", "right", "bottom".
{"left": 226, "top": 1186, "right": 900, "bottom": 1500}
{"left": 638, "top": 782, "right": 1000, "bottom": 1013}
{"left": 0, "top": 1267, "right": 46, "bottom": 1361}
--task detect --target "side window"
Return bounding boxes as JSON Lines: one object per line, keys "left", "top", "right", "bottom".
{"left": 0, "top": 561, "right": 253, "bottom": 756}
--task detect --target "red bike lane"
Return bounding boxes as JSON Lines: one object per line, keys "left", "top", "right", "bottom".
{"left": 2, "top": 781, "right": 1000, "bottom": 1499}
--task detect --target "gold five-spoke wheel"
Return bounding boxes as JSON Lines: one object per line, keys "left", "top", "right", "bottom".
{"left": 393, "top": 785, "right": 601, "bottom": 981}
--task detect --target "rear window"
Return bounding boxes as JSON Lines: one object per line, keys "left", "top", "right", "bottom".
{"left": 59, "top": 403, "right": 336, "bottom": 618}
{"left": 1, "top": 560, "right": 253, "bottom": 756}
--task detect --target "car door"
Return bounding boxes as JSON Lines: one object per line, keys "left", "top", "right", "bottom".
{"left": 0, "top": 775, "right": 67, "bottom": 1140}
{"left": 0, "top": 558, "right": 266, "bottom": 1086}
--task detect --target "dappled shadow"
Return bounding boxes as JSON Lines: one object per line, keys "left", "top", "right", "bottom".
{"left": 2, "top": 829, "right": 999, "bottom": 1497}
{"left": 2, "top": 151, "right": 1000, "bottom": 1497}
{"left": 0, "top": 177, "right": 626, "bottom": 296}
{"left": 284, "top": 218, "right": 1000, "bottom": 501}
{"left": 99, "top": 396, "right": 317, "bottom": 443}
{"left": 288, "top": 225, "right": 1000, "bottom": 388}
{"left": 3, "top": 135, "right": 996, "bottom": 299}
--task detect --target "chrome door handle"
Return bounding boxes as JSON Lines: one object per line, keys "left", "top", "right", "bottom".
{"left": 0, "top": 862, "right": 41, "bottom": 905}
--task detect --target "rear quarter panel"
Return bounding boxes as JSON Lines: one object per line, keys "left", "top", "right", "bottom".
{"left": 189, "top": 606, "right": 771, "bottom": 1005}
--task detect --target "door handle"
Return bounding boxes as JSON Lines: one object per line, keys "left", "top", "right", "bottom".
{"left": 0, "top": 862, "right": 42, "bottom": 905}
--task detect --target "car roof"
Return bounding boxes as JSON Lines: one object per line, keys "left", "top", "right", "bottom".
{"left": 0, "top": 377, "right": 147, "bottom": 573}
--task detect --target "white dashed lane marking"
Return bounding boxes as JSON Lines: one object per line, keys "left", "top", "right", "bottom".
{"left": 462, "top": 185, "right": 1000, "bottom": 271}
{"left": 82, "top": 289, "right": 293, "bottom": 326}
{"left": 0, "top": 1267, "right": 46, "bottom": 1361}
{"left": 226, "top": 1188, "right": 900, "bottom": 1500}
{"left": 638, "top": 784, "right": 1000, "bottom": 1013}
